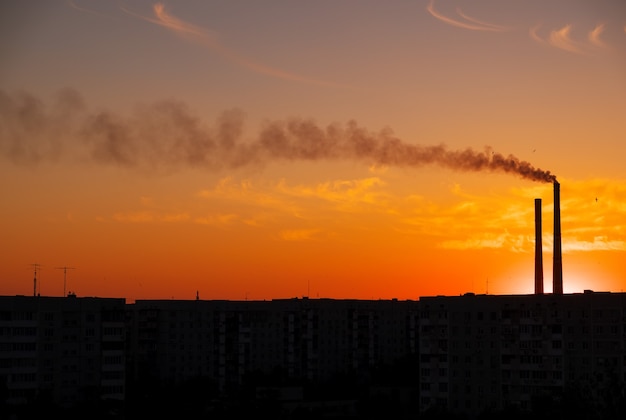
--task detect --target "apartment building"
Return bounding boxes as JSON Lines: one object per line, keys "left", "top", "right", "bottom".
{"left": 418, "top": 291, "right": 626, "bottom": 417}
{"left": 3, "top": 290, "right": 626, "bottom": 417}
{"left": 0, "top": 295, "right": 126, "bottom": 409}
{"left": 125, "top": 297, "right": 420, "bottom": 393}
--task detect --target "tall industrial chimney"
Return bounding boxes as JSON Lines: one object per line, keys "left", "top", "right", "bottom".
{"left": 553, "top": 181, "right": 563, "bottom": 294}
{"left": 534, "top": 198, "right": 543, "bottom": 295}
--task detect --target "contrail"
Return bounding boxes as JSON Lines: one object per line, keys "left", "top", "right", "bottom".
{"left": 0, "top": 89, "right": 556, "bottom": 183}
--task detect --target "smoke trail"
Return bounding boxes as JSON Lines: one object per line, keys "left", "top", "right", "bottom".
{"left": 0, "top": 89, "right": 557, "bottom": 182}
{"left": 0, "top": 88, "right": 84, "bottom": 165}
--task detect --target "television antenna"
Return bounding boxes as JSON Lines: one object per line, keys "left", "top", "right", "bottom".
{"left": 55, "top": 266, "right": 76, "bottom": 297}
{"left": 30, "top": 263, "right": 43, "bottom": 296}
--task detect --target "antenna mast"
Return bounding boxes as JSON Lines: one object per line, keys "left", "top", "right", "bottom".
{"left": 30, "top": 263, "right": 43, "bottom": 296}
{"left": 55, "top": 266, "right": 76, "bottom": 297}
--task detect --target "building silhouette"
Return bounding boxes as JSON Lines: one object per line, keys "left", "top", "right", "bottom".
{"left": 418, "top": 291, "right": 626, "bottom": 417}
{"left": 2, "top": 291, "right": 626, "bottom": 418}
{"left": 0, "top": 295, "right": 126, "bottom": 417}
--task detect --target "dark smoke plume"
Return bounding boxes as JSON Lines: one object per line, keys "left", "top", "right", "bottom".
{"left": 0, "top": 89, "right": 557, "bottom": 183}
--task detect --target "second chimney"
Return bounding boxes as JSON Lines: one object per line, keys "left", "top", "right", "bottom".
{"left": 534, "top": 198, "right": 543, "bottom": 294}
{"left": 553, "top": 181, "right": 563, "bottom": 294}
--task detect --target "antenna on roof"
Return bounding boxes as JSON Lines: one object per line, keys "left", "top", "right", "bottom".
{"left": 55, "top": 266, "right": 76, "bottom": 297}
{"left": 30, "top": 263, "right": 43, "bottom": 296}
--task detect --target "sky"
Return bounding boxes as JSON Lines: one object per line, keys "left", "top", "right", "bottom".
{"left": 1, "top": 0, "right": 625, "bottom": 302}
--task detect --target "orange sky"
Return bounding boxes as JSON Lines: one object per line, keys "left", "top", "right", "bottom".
{"left": 1, "top": 1, "right": 625, "bottom": 302}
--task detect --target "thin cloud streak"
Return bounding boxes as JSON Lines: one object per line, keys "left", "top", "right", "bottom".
{"left": 279, "top": 229, "right": 320, "bottom": 242}
{"left": 112, "top": 211, "right": 190, "bottom": 223}
{"left": 197, "top": 177, "right": 305, "bottom": 221}
{"left": 454, "top": 7, "right": 509, "bottom": 31}
{"left": 588, "top": 24, "right": 607, "bottom": 48}
{"left": 66, "top": 0, "right": 118, "bottom": 20}
{"left": 426, "top": 0, "right": 508, "bottom": 32}
{"left": 439, "top": 233, "right": 521, "bottom": 251}
{"left": 122, "top": 3, "right": 351, "bottom": 89}
{"left": 564, "top": 237, "right": 626, "bottom": 252}
{"left": 549, "top": 24, "right": 583, "bottom": 54}
{"left": 193, "top": 214, "right": 238, "bottom": 227}
{"left": 277, "top": 177, "right": 387, "bottom": 206}
{"left": 121, "top": 3, "right": 219, "bottom": 44}
{"left": 529, "top": 25, "right": 546, "bottom": 45}
{"left": 530, "top": 23, "right": 612, "bottom": 54}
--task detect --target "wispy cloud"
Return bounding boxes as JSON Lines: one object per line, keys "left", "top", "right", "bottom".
{"left": 100, "top": 173, "right": 626, "bottom": 253}
{"left": 276, "top": 177, "right": 389, "bottom": 212}
{"left": 426, "top": 0, "right": 509, "bottom": 32}
{"left": 122, "top": 3, "right": 350, "bottom": 88}
{"left": 404, "top": 178, "right": 626, "bottom": 253}
{"left": 112, "top": 211, "right": 190, "bottom": 223}
{"left": 588, "top": 23, "right": 607, "bottom": 48}
{"left": 439, "top": 232, "right": 527, "bottom": 251}
{"left": 194, "top": 175, "right": 398, "bottom": 241}
{"left": 66, "top": 0, "right": 117, "bottom": 20}
{"left": 194, "top": 213, "right": 239, "bottom": 226}
{"left": 197, "top": 177, "right": 302, "bottom": 219}
{"left": 400, "top": 184, "right": 536, "bottom": 251}
{"left": 563, "top": 236, "right": 626, "bottom": 252}
{"left": 279, "top": 229, "right": 320, "bottom": 242}
{"left": 530, "top": 23, "right": 611, "bottom": 54}
{"left": 559, "top": 179, "right": 626, "bottom": 251}
{"left": 529, "top": 24, "right": 546, "bottom": 46}
{"left": 454, "top": 7, "right": 509, "bottom": 31}
{"left": 199, "top": 176, "right": 392, "bottom": 219}
{"left": 549, "top": 24, "right": 583, "bottom": 54}
{"left": 131, "top": 3, "right": 219, "bottom": 41}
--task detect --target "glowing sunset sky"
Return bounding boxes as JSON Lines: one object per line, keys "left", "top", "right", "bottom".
{"left": 1, "top": 0, "right": 625, "bottom": 302}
